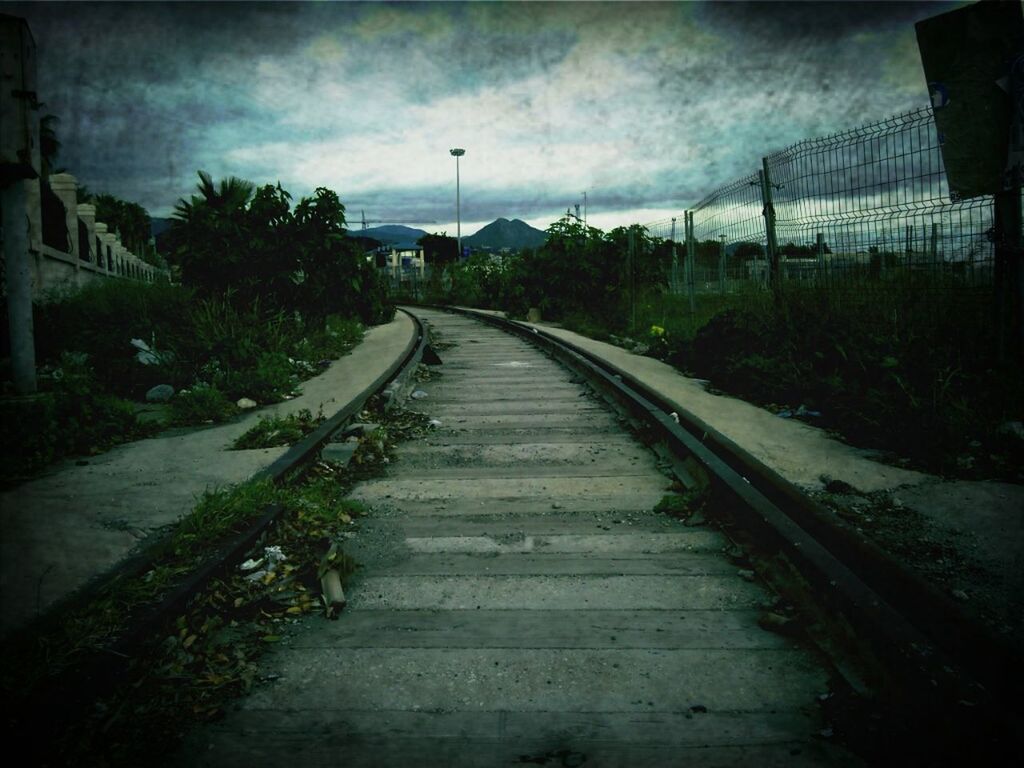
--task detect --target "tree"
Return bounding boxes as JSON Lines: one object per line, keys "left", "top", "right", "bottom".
{"left": 503, "top": 216, "right": 630, "bottom": 318}
{"left": 92, "top": 194, "right": 152, "bottom": 252}
{"left": 168, "top": 173, "right": 391, "bottom": 324}
{"left": 169, "top": 171, "right": 259, "bottom": 298}
{"left": 732, "top": 241, "right": 765, "bottom": 261}
{"left": 417, "top": 233, "right": 458, "bottom": 268}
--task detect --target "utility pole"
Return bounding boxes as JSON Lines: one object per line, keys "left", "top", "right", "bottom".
{"left": 1, "top": 16, "right": 39, "bottom": 394}
{"left": 450, "top": 148, "right": 465, "bottom": 259}
{"left": 583, "top": 191, "right": 587, "bottom": 227}
{"left": 2, "top": 181, "right": 37, "bottom": 393}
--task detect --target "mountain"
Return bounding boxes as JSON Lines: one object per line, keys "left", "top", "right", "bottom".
{"left": 350, "top": 224, "right": 429, "bottom": 250}
{"left": 464, "top": 218, "right": 547, "bottom": 250}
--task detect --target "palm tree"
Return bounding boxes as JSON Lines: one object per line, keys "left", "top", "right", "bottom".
{"left": 169, "top": 171, "right": 258, "bottom": 296}
{"left": 194, "top": 170, "right": 255, "bottom": 212}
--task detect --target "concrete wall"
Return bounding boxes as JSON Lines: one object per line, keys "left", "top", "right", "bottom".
{"left": 15, "top": 172, "right": 170, "bottom": 301}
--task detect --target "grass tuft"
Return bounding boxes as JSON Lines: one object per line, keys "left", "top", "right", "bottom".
{"left": 231, "top": 408, "right": 324, "bottom": 450}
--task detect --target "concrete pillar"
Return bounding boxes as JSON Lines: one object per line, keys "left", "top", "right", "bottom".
{"left": 94, "top": 222, "right": 107, "bottom": 269}
{"left": 77, "top": 203, "right": 96, "bottom": 264}
{"left": 95, "top": 223, "right": 111, "bottom": 271}
{"left": 112, "top": 240, "right": 124, "bottom": 276}
{"left": 48, "top": 172, "right": 78, "bottom": 261}
{"left": 1, "top": 181, "right": 37, "bottom": 393}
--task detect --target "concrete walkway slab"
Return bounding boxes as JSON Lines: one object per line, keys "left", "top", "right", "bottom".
{"left": 525, "top": 322, "right": 927, "bottom": 493}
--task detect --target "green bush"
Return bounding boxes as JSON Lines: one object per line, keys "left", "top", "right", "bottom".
{"left": 47, "top": 353, "right": 153, "bottom": 455}
{"left": 167, "top": 383, "right": 237, "bottom": 426}
{"left": 32, "top": 281, "right": 193, "bottom": 399}
{"left": 209, "top": 351, "right": 296, "bottom": 405}
{"left": 0, "top": 353, "right": 156, "bottom": 483}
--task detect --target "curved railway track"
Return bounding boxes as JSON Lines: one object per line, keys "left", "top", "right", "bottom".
{"left": 177, "top": 307, "right": 869, "bottom": 766}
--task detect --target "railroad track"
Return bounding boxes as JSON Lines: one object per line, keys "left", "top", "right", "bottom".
{"left": 176, "top": 307, "right": 871, "bottom": 766}
{"left": 17, "top": 304, "right": 1017, "bottom": 765}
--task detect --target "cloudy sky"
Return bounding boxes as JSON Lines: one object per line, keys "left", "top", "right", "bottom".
{"left": 7, "top": 0, "right": 961, "bottom": 235}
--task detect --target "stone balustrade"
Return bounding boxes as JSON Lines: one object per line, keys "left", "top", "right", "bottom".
{"left": 23, "top": 172, "right": 169, "bottom": 299}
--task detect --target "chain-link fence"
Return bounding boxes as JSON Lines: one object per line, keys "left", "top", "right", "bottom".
{"left": 644, "top": 107, "right": 998, "bottom": 322}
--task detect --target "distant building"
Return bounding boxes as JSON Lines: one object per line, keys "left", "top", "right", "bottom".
{"left": 378, "top": 244, "right": 425, "bottom": 277}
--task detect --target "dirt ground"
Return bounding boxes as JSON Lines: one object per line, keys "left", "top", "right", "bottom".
{"left": 811, "top": 478, "right": 1024, "bottom": 653}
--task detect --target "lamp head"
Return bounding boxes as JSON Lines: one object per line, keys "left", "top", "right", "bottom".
{"left": 449, "top": 148, "right": 466, "bottom": 157}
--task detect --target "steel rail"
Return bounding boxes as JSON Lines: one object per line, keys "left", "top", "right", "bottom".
{"left": 433, "top": 305, "right": 1021, "bottom": 731}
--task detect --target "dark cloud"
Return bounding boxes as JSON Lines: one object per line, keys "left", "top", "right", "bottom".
{"left": 2, "top": 0, "right": 948, "bottom": 227}
{"left": 695, "top": 1, "right": 960, "bottom": 41}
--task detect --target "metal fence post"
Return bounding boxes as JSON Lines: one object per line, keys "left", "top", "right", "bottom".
{"left": 669, "top": 216, "right": 679, "bottom": 295}
{"left": 759, "top": 160, "right": 781, "bottom": 300}
{"left": 679, "top": 213, "right": 688, "bottom": 295}
{"left": 719, "top": 234, "right": 726, "bottom": 295}
{"left": 685, "top": 211, "right": 696, "bottom": 313}
{"left": 994, "top": 170, "right": 1023, "bottom": 359}
{"left": 815, "top": 232, "right": 825, "bottom": 283}
{"left": 905, "top": 224, "right": 914, "bottom": 273}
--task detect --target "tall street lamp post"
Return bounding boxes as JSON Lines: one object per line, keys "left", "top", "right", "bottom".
{"left": 450, "top": 147, "right": 465, "bottom": 258}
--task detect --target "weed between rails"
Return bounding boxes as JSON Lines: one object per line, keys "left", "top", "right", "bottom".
{"left": 1, "top": 399, "right": 434, "bottom": 767}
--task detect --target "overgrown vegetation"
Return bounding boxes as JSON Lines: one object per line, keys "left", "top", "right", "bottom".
{"left": 0, "top": 352, "right": 160, "bottom": 484}
{"left": 3, "top": 279, "right": 368, "bottom": 479}
{"left": 165, "top": 172, "right": 392, "bottom": 326}
{"left": 678, "top": 283, "right": 1023, "bottom": 477}
{"left": 166, "top": 383, "right": 238, "bottom": 426}
{"left": 421, "top": 214, "right": 1023, "bottom": 479}
{"left": 1, "top": 400, "right": 432, "bottom": 765}
{"left": 3, "top": 167, "right": 390, "bottom": 481}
